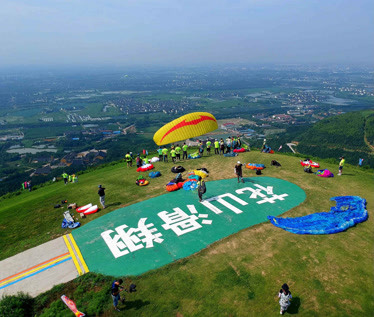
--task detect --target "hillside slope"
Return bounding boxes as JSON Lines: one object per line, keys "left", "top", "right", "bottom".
{"left": 0, "top": 150, "right": 373, "bottom": 316}
{"left": 296, "top": 110, "right": 374, "bottom": 167}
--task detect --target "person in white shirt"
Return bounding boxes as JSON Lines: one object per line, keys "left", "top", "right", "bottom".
{"left": 278, "top": 283, "right": 292, "bottom": 315}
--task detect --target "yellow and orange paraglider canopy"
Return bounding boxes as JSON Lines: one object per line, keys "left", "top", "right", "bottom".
{"left": 153, "top": 112, "right": 218, "bottom": 146}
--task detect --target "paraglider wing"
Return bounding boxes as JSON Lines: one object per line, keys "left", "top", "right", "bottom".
{"left": 153, "top": 112, "right": 218, "bottom": 145}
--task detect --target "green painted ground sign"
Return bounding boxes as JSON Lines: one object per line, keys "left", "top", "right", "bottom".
{"left": 72, "top": 177, "right": 305, "bottom": 276}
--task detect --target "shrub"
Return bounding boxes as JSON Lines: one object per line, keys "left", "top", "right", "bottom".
{"left": 0, "top": 292, "right": 35, "bottom": 317}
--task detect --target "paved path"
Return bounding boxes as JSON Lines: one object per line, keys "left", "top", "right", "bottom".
{"left": 0, "top": 234, "right": 88, "bottom": 297}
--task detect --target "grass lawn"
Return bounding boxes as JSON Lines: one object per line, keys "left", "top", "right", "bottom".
{"left": 0, "top": 150, "right": 373, "bottom": 316}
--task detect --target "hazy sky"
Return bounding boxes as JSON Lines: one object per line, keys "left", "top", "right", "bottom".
{"left": 1, "top": 0, "right": 373, "bottom": 67}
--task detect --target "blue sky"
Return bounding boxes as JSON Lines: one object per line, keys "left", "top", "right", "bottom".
{"left": 1, "top": 0, "right": 373, "bottom": 66}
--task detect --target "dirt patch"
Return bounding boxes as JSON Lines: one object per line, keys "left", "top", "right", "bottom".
{"left": 229, "top": 261, "right": 240, "bottom": 276}
{"left": 217, "top": 118, "right": 257, "bottom": 126}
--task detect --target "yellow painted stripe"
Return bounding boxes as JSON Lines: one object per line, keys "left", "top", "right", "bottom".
{"left": 0, "top": 252, "right": 69, "bottom": 284}
{"left": 0, "top": 254, "right": 71, "bottom": 286}
{"left": 68, "top": 233, "right": 89, "bottom": 273}
{"left": 63, "top": 235, "right": 83, "bottom": 276}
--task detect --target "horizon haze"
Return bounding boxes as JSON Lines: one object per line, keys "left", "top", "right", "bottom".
{"left": 0, "top": 0, "right": 373, "bottom": 67}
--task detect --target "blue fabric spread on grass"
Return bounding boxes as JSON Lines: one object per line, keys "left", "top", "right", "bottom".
{"left": 267, "top": 196, "right": 367, "bottom": 234}
{"left": 61, "top": 219, "right": 81, "bottom": 229}
{"left": 149, "top": 171, "right": 161, "bottom": 178}
{"left": 188, "top": 154, "right": 201, "bottom": 159}
{"left": 224, "top": 152, "right": 238, "bottom": 157}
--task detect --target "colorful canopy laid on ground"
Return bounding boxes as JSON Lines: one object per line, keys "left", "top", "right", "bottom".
{"left": 223, "top": 152, "right": 237, "bottom": 157}
{"left": 188, "top": 152, "right": 201, "bottom": 159}
{"left": 300, "top": 160, "right": 320, "bottom": 168}
{"left": 194, "top": 170, "right": 208, "bottom": 178}
{"left": 153, "top": 112, "right": 218, "bottom": 145}
{"left": 315, "top": 169, "right": 334, "bottom": 177}
{"left": 233, "top": 148, "right": 246, "bottom": 153}
{"left": 246, "top": 163, "right": 265, "bottom": 170}
{"left": 149, "top": 171, "right": 161, "bottom": 178}
{"left": 137, "top": 164, "right": 154, "bottom": 172}
{"left": 267, "top": 196, "right": 367, "bottom": 234}
{"left": 262, "top": 145, "right": 274, "bottom": 154}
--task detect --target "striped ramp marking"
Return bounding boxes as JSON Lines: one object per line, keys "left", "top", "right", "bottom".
{"left": 0, "top": 253, "right": 71, "bottom": 290}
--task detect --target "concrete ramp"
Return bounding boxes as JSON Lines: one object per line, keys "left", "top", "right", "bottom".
{"left": 0, "top": 234, "right": 88, "bottom": 298}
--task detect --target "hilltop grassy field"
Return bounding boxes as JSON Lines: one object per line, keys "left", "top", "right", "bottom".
{"left": 296, "top": 110, "right": 374, "bottom": 168}
{"left": 0, "top": 150, "right": 373, "bottom": 316}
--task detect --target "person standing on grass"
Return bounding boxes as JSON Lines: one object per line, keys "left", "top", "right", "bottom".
{"left": 170, "top": 147, "right": 176, "bottom": 163}
{"left": 182, "top": 142, "right": 188, "bottom": 160}
{"left": 206, "top": 138, "right": 211, "bottom": 155}
{"left": 111, "top": 279, "right": 125, "bottom": 312}
{"left": 98, "top": 185, "right": 106, "bottom": 209}
{"left": 226, "top": 136, "right": 232, "bottom": 153}
{"left": 136, "top": 154, "right": 142, "bottom": 168}
{"left": 62, "top": 172, "right": 68, "bottom": 185}
{"left": 157, "top": 147, "right": 163, "bottom": 161}
{"left": 175, "top": 144, "right": 181, "bottom": 161}
{"left": 232, "top": 136, "right": 237, "bottom": 149}
{"left": 162, "top": 146, "right": 168, "bottom": 162}
{"left": 234, "top": 161, "right": 244, "bottom": 183}
{"left": 219, "top": 138, "right": 225, "bottom": 155}
{"left": 237, "top": 136, "right": 242, "bottom": 148}
{"left": 214, "top": 139, "right": 219, "bottom": 154}
{"left": 338, "top": 156, "right": 345, "bottom": 176}
{"left": 278, "top": 283, "right": 292, "bottom": 315}
{"left": 125, "top": 152, "right": 132, "bottom": 167}
{"left": 199, "top": 140, "right": 204, "bottom": 156}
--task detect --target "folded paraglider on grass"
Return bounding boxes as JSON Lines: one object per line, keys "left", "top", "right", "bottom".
{"left": 137, "top": 163, "right": 154, "bottom": 172}
{"left": 246, "top": 163, "right": 265, "bottom": 170}
{"left": 188, "top": 152, "right": 201, "bottom": 159}
{"left": 268, "top": 196, "right": 367, "bottom": 234}
{"left": 300, "top": 159, "right": 320, "bottom": 168}
{"left": 136, "top": 175, "right": 149, "bottom": 186}
{"left": 171, "top": 166, "right": 185, "bottom": 173}
{"left": 149, "top": 171, "right": 161, "bottom": 178}
{"left": 223, "top": 152, "right": 237, "bottom": 157}
{"left": 315, "top": 169, "right": 334, "bottom": 177}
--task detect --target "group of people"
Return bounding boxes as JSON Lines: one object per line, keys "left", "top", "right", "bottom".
{"left": 110, "top": 278, "right": 292, "bottom": 314}
{"left": 123, "top": 136, "right": 245, "bottom": 168}
{"left": 157, "top": 143, "right": 189, "bottom": 162}
{"left": 58, "top": 137, "right": 297, "bottom": 315}
{"left": 21, "top": 180, "right": 32, "bottom": 192}
{"left": 62, "top": 172, "right": 78, "bottom": 184}
{"left": 198, "top": 136, "right": 243, "bottom": 156}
